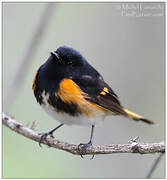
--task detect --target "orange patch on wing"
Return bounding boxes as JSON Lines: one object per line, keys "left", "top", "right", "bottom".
{"left": 104, "top": 87, "right": 109, "bottom": 93}
{"left": 32, "top": 71, "right": 38, "bottom": 90}
{"left": 100, "top": 91, "right": 106, "bottom": 95}
{"left": 57, "top": 78, "right": 108, "bottom": 117}
{"left": 100, "top": 87, "right": 109, "bottom": 95}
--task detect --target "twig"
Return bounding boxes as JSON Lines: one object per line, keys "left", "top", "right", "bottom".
{"left": 2, "top": 113, "right": 165, "bottom": 156}
{"left": 4, "top": 3, "right": 55, "bottom": 111}
{"left": 146, "top": 152, "right": 164, "bottom": 178}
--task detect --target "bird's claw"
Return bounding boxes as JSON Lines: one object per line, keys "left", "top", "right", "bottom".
{"left": 38, "top": 132, "right": 54, "bottom": 147}
{"left": 78, "top": 142, "right": 94, "bottom": 159}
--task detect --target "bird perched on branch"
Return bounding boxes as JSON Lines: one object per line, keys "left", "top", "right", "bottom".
{"left": 32, "top": 45, "right": 154, "bottom": 156}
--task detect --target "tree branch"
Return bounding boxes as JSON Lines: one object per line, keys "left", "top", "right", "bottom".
{"left": 2, "top": 113, "right": 165, "bottom": 155}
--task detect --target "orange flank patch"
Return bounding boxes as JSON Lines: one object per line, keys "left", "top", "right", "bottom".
{"left": 32, "top": 71, "right": 38, "bottom": 90}
{"left": 89, "top": 101, "right": 109, "bottom": 112}
{"left": 57, "top": 78, "right": 109, "bottom": 117}
{"left": 57, "top": 78, "right": 85, "bottom": 103}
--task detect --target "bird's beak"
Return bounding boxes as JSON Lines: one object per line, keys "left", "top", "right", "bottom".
{"left": 50, "top": 51, "right": 59, "bottom": 59}
{"left": 50, "top": 51, "right": 62, "bottom": 63}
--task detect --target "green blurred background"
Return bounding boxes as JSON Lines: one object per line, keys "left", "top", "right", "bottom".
{"left": 2, "top": 2, "right": 165, "bottom": 178}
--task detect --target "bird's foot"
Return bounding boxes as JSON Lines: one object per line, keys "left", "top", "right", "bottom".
{"left": 38, "top": 131, "right": 54, "bottom": 147}
{"left": 38, "top": 124, "right": 64, "bottom": 147}
{"left": 78, "top": 141, "right": 94, "bottom": 159}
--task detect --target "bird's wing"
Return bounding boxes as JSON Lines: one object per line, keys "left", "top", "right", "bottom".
{"left": 72, "top": 75, "right": 127, "bottom": 116}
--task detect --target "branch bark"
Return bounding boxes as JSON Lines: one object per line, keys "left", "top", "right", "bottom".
{"left": 2, "top": 113, "right": 165, "bottom": 155}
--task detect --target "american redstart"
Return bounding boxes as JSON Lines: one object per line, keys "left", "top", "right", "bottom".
{"left": 32, "top": 45, "right": 154, "bottom": 154}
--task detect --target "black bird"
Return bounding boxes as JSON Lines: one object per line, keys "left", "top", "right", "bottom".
{"left": 32, "top": 45, "right": 154, "bottom": 155}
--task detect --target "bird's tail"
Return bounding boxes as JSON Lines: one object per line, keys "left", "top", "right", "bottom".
{"left": 123, "top": 108, "right": 154, "bottom": 124}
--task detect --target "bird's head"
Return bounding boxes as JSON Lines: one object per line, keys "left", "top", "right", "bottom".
{"left": 50, "top": 45, "right": 85, "bottom": 67}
